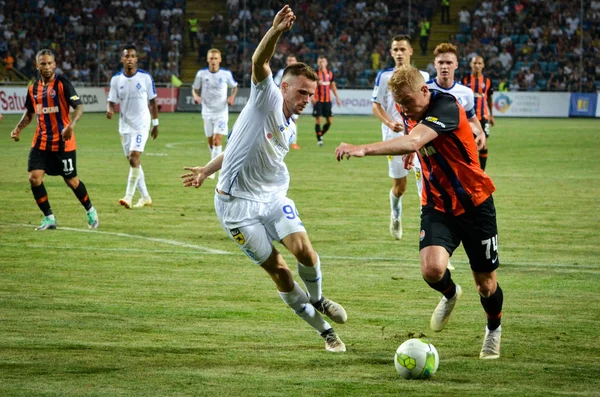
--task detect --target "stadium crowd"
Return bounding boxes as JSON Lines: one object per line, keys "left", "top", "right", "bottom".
{"left": 0, "top": 0, "right": 185, "bottom": 84}
{"left": 0, "top": 0, "right": 597, "bottom": 92}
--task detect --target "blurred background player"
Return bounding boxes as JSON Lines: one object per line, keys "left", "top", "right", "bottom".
{"left": 107, "top": 44, "right": 159, "bottom": 209}
{"left": 462, "top": 56, "right": 495, "bottom": 170}
{"left": 427, "top": 43, "right": 485, "bottom": 142}
{"left": 10, "top": 49, "right": 98, "bottom": 230}
{"left": 274, "top": 54, "right": 300, "bottom": 150}
{"left": 192, "top": 49, "right": 238, "bottom": 177}
{"left": 372, "top": 34, "right": 429, "bottom": 240}
{"left": 181, "top": 6, "right": 347, "bottom": 353}
{"left": 312, "top": 56, "right": 342, "bottom": 146}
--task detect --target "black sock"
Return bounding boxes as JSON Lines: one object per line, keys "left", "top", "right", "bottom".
{"left": 481, "top": 283, "right": 503, "bottom": 330}
{"left": 322, "top": 122, "right": 331, "bottom": 135}
{"left": 71, "top": 180, "right": 93, "bottom": 211}
{"left": 315, "top": 124, "right": 322, "bottom": 140}
{"left": 425, "top": 268, "right": 456, "bottom": 299}
{"left": 479, "top": 149, "right": 488, "bottom": 170}
{"left": 31, "top": 183, "right": 52, "bottom": 216}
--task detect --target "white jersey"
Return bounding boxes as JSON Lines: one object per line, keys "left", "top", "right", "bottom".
{"left": 372, "top": 68, "right": 430, "bottom": 140}
{"left": 108, "top": 69, "right": 156, "bottom": 135}
{"left": 217, "top": 74, "right": 296, "bottom": 202}
{"left": 426, "top": 79, "right": 476, "bottom": 119}
{"left": 192, "top": 67, "right": 238, "bottom": 118}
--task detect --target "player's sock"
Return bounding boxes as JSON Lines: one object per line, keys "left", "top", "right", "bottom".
{"left": 480, "top": 283, "right": 503, "bottom": 331}
{"left": 297, "top": 255, "right": 322, "bottom": 304}
{"left": 390, "top": 189, "right": 402, "bottom": 220}
{"left": 136, "top": 166, "right": 150, "bottom": 198}
{"left": 126, "top": 167, "right": 141, "bottom": 199}
{"left": 479, "top": 149, "right": 488, "bottom": 170}
{"left": 71, "top": 180, "right": 93, "bottom": 211}
{"left": 322, "top": 122, "right": 331, "bottom": 135}
{"left": 208, "top": 145, "right": 213, "bottom": 159}
{"left": 425, "top": 269, "right": 457, "bottom": 300}
{"left": 279, "top": 282, "right": 331, "bottom": 334}
{"left": 415, "top": 168, "right": 424, "bottom": 199}
{"left": 315, "top": 124, "right": 322, "bottom": 141}
{"left": 31, "top": 183, "right": 53, "bottom": 216}
{"left": 212, "top": 145, "right": 222, "bottom": 160}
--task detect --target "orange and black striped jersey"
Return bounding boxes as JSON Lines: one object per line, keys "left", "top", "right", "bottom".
{"left": 416, "top": 91, "right": 495, "bottom": 215}
{"left": 462, "top": 74, "right": 493, "bottom": 121}
{"left": 25, "top": 74, "right": 82, "bottom": 152}
{"left": 314, "top": 69, "right": 334, "bottom": 103}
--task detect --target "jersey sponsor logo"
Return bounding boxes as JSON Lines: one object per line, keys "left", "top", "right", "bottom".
{"left": 425, "top": 116, "right": 446, "bottom": 128}
{"left": 36, "top": 104, "right": 59, "bottom": 114}
{"left": 230, "top": 228, "right": 246, "bottom": 245}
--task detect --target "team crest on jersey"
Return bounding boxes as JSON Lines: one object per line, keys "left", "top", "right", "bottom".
{"left": 279, "top": 125, "right": 285, "bottom": 132}
{"left": 420, "top": 230, "right": 426, "bottom": 241}
{"left": 266, "top": 132, "right": 273, "bottom": 139}
{"left": 230, "top": 228, "right": 246, "bottom": 245}
{"left": 136, "top": 82, "right": 142, "bottom": 90}
{"left": 49, "top": 89, "right": 56, "bottom": 98}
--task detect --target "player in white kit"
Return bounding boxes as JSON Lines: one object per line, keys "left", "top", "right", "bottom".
{"left": 107, "top": 44, "right": 159, "bottom": 209}
{"left": 372, "top": 34, "right": 429, "bottom": 240}
{"left": 192, "top": 49, "right": 238, "bottom": 178}
{"left": 182, "top": 6, "right": 347, "bottom": 353}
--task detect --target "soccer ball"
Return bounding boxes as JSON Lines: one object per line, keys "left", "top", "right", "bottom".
{"left": 394, "top": 338, "right": 439, "bottom": 380}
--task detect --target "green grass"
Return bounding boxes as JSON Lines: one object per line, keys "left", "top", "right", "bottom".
{"left": 0, "top": 113, "right": 599, "bottom": 396}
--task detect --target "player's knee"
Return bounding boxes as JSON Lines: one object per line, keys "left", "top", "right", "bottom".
{"left": 28, "top": 173, "right": 42, "bottom": 186}
{"left": 421, "top": 262, "right": 446, "bottom": 283}
{"left": 476, "top": 278, "right": 496, "bottom": 298}
{"left": 64, "top": 177, "right": 79, "bottom": 189}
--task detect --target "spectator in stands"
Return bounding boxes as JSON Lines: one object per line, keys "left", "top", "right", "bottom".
{"left": 441, "top": 0, "right": 451, "bottom": 24}
{"left": 458, "top": 6, "right": 471, "bottom": 33}
{"left": 419, "top": 17, "right": 431, "bottom": 56}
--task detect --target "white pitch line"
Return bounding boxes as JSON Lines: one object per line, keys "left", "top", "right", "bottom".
{"left": 2, "top": 223, "right": 598, "bottom": 271}
{"left": 0, "top": 242, "right": 201, "bottom": 255}
{"left": 165, "top": 141, "right": 199, "bottom": 149}
{"left": 8, "top": 223, "right": 232, "bottom": 255}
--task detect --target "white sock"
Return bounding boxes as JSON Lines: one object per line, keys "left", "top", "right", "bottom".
{"left": 390, "top": 189, "right": 402, "bottom": 220}
{"left": 125, "top": 167, "right": 141, "bottom": 199}
{"left": 136, "top": 166, "right": 150, "bottom": 199}
{"left": 297, "top": 255, "right": 322, "bottom": 303}
{"left": 212, "top": 145, "right": 222, "bottom": 160}
{"left": 279, "top": 282, "right": 330, "bottom": 334}
{"left": 292, "top": 132, "right": 298, "bottom": 144}
{"left": 414, "top": 166, "right": 423, "bottom": 199}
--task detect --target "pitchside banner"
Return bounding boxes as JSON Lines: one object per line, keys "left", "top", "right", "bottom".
{"left": 491, "top": 92, "right": 570, "bottom": 117}
{"left": 569, "top": 93, "right": 597, "bottom": 117}
{"left": 1, "top": 86, "right": 107, "bottom": 113}
{"left": 177, "top": 87, "right": 249, "bottom": 112}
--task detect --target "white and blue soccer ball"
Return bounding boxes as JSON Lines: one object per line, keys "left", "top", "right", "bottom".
{"left": 394, "top": 338, "right": 439, "bottom": 380}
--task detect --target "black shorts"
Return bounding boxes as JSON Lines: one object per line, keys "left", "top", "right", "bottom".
{"left": 481, "top": 119, "right": 490, "bottom": 137}
{"left": 312, "top": 102, "right": 333, "bottom": 118}
{"left": 419, "top": 195, "right": 499, "bottom": 273}
{"left": 28, "top": 147, "right": 78, "bottom": 178}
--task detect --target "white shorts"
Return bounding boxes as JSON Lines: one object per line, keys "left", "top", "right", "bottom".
{"left": 203, "top": 116, "right": 229, "bottom": 137}
{"left": 214, "top": 192, "right": 307, "bottom": 264}
{"left": 121, "top": 131, "right": 149, "bottom": 155}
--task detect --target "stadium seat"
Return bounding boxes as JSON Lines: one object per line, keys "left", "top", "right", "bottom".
{"left": 510, "top": 34, "right": 520, "bottom": 43}
{"left": 537, "top": 79, "right": 547, "bottom": 89}
{"left": 539, "top": 62, "right": 548, "bottom": 72}
{"left": 519, "top": 35, "right": 529, "bottom": 44}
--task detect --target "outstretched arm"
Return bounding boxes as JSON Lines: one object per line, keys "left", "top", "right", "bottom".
{"left": 251, "top": 5, "right": 296, "bottom": 84}
{"left": 336, "top": 124, "right": 438, "bottom": 161}
{"left": 181, "top": 152, "right": 224, "bottom": 188}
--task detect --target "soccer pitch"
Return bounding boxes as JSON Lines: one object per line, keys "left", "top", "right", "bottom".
{"left": 0, "top": 113, "right": 598, "bottom": 396}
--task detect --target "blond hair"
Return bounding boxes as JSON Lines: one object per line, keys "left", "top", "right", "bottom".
{"left": 207, "top": 48, "right": 221, "bottom": 56}
{"left": 433, "top": 42, "right": 458, "bottom": 58}
{"left": 388, "top": 65, "right": 425, "bottom": 97}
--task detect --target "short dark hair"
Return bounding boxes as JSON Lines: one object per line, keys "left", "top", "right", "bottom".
{"left": 281, "top": 62, "right": 318, "bottom": 82}
{"left": 392, "top": 34, "right": 412, "bottom": 44}
{"left": 35, "top": 49, "right": 55, "bottom": 61}
{"left": 123, "top": 43, "right": 137, "bottom": 52}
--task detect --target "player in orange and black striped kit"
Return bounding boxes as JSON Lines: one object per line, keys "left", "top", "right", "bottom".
{"left": 312, "top": 56, "right": 341, "bottom": 146}
{"left": 336, "top": 65, "right": 503, "bottom": 360}
{"left": 462, "top": 56, "right": 494, "bottom": 170}
{"left": 10, "top": 49, "right": 99, "bottom": 230}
